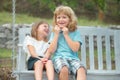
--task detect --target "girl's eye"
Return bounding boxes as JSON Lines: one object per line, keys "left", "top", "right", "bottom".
{"left": 44, "top": 25, "right": 49, "bottom": 28}
{"left": 44, "top": 25, "right": 47, "bottom": 27}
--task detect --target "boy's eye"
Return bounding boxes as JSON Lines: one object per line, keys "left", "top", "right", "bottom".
{"left": 57, "top": 16, "right": 67, "bottom": 19}
{"left": 63, "top": 16, "right": 66, "bottom": 18}
{"left": 57, "top": 16, "right": 60, "bottom": 19}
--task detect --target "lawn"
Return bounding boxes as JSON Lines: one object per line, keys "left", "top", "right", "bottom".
{"left": 0, "top": 11, "right": 52, "bottom": 25}
{"left": 0, "top": 48, "right": 13, "bottom": 68}
{"left": 0, "top": 48, "right": 12, "bottom": 58}
{"left": 0, "top": 11, "right": 108, "bottom": 26}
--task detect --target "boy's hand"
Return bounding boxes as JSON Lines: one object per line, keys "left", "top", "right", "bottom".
{"left": 62, "top": 27, "right": 69, "bottom": 35}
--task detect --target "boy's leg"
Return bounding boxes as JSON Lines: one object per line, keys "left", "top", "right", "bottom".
{"left": 77, "top": 67, "right": 86, "bottom": 80}
{"left": 34, "top": 60, "right": 44, "bottom": 80}
{"left": 70, "top": 59, "right": 86, "bottom": 80}
{"left": 59, "top": 66, "right": 69, "bottom": 80}
{"left": 53, "top": 58, "right": 70, "bottom": 80}
{"left": 45, "top": 60, "right": 54, "bottom": 80}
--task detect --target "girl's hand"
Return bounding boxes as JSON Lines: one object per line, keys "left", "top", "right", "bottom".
{"left": 40, "top": 57, "right": 48, "bottom": 64}
{"left": 62, "top": 27, "right": 69, "bottom": 35}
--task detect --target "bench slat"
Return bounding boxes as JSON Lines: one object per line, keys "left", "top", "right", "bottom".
{"left": 114, "top": 30, "right": 120, "bottom": 70}
{"left": 105, "top": 35, "right": 112, "bottom": 70}
{"left": 81, "top": 35, "right": 87, "bottom": 67}
{"left": 97, "top": 35, "right": 103, "bottom": 70}
{"left": 89, "top": 35, "right": 95, "bottom": 70}
{"left": 19, "top": 28, "right": 31, "bottom": 44}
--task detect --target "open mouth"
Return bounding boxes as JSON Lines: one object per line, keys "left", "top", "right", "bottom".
{"left": 58, "top": 23, "right": 65, "bottom": 27}
{"left": 44, "top": 30, "right": 49, "bottom": 34}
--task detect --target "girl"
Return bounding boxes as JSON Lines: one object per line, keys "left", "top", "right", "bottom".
{"left": 48, "top": 5, "right": 86, "bottom": 80}
{"left": 23, "top": 21, "right": 54, "bottom": 80}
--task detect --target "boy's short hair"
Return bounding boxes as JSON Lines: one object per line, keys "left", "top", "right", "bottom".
{"left": 53, "top": 5, "right": 78, "bottom": 32}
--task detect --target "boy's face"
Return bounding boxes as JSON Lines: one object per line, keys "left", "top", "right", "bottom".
{"left": 56, "top": 13, "right": 70, "bottom": 29}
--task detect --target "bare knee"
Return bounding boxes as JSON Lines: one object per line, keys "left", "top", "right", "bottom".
{"left": 59, "top": 66, "right": 69, "bottom": 80}
{"left": 34, "top": 60, "right": 43, "bottom": 68}
{"left": 77, "top": 67, "right": 86, "bottom": 80}
{"left": 60, "top": 66, "right": 69, "bottom": 74}
{"left": 77, "top": 67, "right": 86, "bottom": 74}
{"left": 45, "top": 60, "right": 53, "bottom": 69}
{"left": 46, "top": 60, "right": 53, "bottom": 65}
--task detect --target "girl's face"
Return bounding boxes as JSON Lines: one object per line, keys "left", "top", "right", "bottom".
{"left": 37, "top": 23, "right": 49, "bottom": 37}
{"left": 56, "top": 13, "right": 70, "bottom": 29}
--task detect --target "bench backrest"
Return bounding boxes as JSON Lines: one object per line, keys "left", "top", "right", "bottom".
{"left": 79, "top": 27, "right": 120, "bottom": 71}
{"left": 18, "top": 27, "right": 120, "bottom": 72}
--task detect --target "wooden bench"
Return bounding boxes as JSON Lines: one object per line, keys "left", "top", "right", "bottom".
{"left": 13, "top": 26, "right": 120, "bottom": 80}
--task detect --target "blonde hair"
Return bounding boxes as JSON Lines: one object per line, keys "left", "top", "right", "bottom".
{"left": 31, "top": 21, "right": 49, "bottom": 41}
{"left": 53, "top": 5, "right": 78, "bottom": 32}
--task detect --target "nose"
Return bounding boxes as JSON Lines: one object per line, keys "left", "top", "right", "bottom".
{"left": 46, "top": 27, "right": 49, "bottom": 32}
{"left": 46, "top": 26, "right": 49, "bottom": 30}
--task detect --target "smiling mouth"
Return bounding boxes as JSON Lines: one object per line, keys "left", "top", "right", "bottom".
{"left": 58, "top": 24, "right": 64, "bottom": 26}
{"left": 59, "top": 23, "right": 65, "bottom": 25}
{"left": 44, "top": 30, "right": 49, "bottom": 34}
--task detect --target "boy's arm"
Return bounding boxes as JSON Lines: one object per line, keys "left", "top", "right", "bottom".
{"left": 47, "top": 26, "right": 60, "bottom": 54}
{"left": 44, "top": 34, "right": 59, "bottom": 59}
{"left": 48, "top": 33, "right": 59, "bottom": 54}
{"left": 44, "top": 49, "right": 51, "bottom": 59}
{"left": 64, "top": 34, "right": 80, "bottom": 52}
{"left": 62, "top": 27, "right": 80, "bottom": 52}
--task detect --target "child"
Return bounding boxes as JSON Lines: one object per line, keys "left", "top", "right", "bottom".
{"left": 23, "top": 21, "right": 54, "bottom": 80}
{"left": 48, "top": 5, "right": 86, "bottom": 80}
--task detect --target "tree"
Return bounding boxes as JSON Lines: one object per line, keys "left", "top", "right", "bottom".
{"left": 27, "top": 0, "right": 79, "bottom": 17}
{"left": 93, "top": 0, "right": 106, "bottom": 21}
{"left": 28, "top": 0, "right": 79, "bottom": 12}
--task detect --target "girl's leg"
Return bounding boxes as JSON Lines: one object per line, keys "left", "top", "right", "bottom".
{"left": 76, "top": 67, "right": 86, "bottom": 80}
{"left": 34, "top": 60, "right": 44, "bottom": 80}
{"left": 45, "top": 60, "right": 54, "bottom": 80}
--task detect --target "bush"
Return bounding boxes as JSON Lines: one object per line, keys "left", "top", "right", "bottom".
{"left": 0, "top": 67, "right": 15, "bottom": 80}
{"left": 0, "top": 58, "right": 15, "bottom": 80}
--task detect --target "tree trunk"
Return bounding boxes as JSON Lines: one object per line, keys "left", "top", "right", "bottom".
{"left": 98, "top": 9, "right": 104, "bottom": 21}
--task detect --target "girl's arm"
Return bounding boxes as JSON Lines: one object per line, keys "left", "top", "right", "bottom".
{"left": 27, "top": 45, "right": 40, "bottom": 59}
{"left": 28, "top": 45, "right": 48, "bottom": 63}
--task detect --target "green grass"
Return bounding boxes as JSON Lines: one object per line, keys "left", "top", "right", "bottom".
{"left": 0, "top": 11, "right": 52, "bottom": 25}
{"left": 78, "top": 17, "right": 107, "bottom": 27}
{"left": 0, "top": 48, "right": 13, "bottom": 71}
{"left": 0, "top": 11, "right": 109, "bottom": 26}
{"left": 0, "top": 48, "right": 12, "bottom": 58}
{"left": 0, "top": 12, "right": 12, "bottom": 25}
